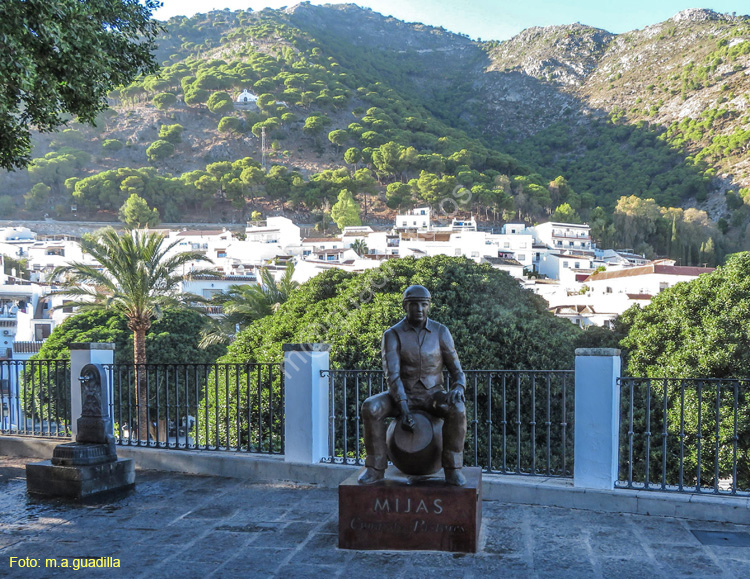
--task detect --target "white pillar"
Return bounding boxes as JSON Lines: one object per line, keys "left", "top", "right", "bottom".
{"left": 283, "top": 344, "right": 330, "bottom": 464}
{"left": 70, "top": 343, "right": 115, "bottom": 437}
{"left": 574, "top": 348, "right": 621, "bottom": 489}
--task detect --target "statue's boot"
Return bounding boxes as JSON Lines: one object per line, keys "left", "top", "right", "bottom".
{"left": 357, "top": 466, "right": 385, "bottom": 484}
{"left": 444, "top": 467, "right": 466, "bottom": 486}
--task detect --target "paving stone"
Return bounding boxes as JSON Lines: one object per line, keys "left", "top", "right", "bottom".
{"left": 648, "top": 543, "right": 726, "bottom": 576}
{"left": 2, "top": 455, "right": 750, "bottom": 578}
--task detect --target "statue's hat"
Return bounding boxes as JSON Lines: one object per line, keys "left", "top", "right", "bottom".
{"left": 402, "top": 285, "right": 431, "bottom": 303}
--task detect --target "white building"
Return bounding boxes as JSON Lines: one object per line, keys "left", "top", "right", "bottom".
{"left": 245, "top": 216, "right": 300, "bottom": 248}
{"left": 341, "top": 226, "right": 375, "bottom": 251}
{"left": 0, "top": 227, "right": 36, "bottom": 243}
{"left": 300, "top": 237, "right": 343, "bottom": 258}
{"left": 535, "top": 252, "right": 596, "bottom": 284}
{"left": 594, "top": 249, "right": 650, "bottom": 269}
{"left": 24, "top": 239, "right": 89, "bottom": 283}
{"left": 528, "top": 221, "right": 592, "bottom": 252}
{"left": 236, "top": 89, "right": 258, "bottom": 104}
{"left": 584, "top": 260, "right": 714, "bottom": 297}
{"left": 525, "top": 221, "right": 594, "bottom": 280}
{"left": 395, "top": 207, "right": 431, "bottom": 231}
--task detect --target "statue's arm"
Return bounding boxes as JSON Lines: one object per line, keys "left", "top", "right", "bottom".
{"left": 440, "top": 326, "right": 466, "bottom": 387}
{"left": 382, "top": 328, "right": 407, "bottom": 404}
{"left": 383, "top": 328, "right": 414, "bottom": 431}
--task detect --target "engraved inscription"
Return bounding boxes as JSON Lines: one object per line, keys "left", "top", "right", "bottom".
{"left": 348, "top": 518, "right": 466, "bottom": 534}
{"left": 372, "top": 498, "right": 443, "bottom": 514}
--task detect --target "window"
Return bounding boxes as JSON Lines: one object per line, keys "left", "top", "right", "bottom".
{"left": 454, "top": 249, "right": 462, "bottom": 256}
{"left": 34, "top": 324, "right": 51, "bottom": 340}
{"left": 517, "top": 254, "right": 526, "bottom": 261}
{"left": 606, "top": 287, "right": 613, "bottom": 294}
{"left": 520, "top": 242, "right": 527, "bottom": 249}
{"left": 471, "top": 251, "right": 479, "bottom": 257}
{"left": 503, "top": 242, "right": 510, "bottom": 249}
{"left": 574, "top": 262, "right": 580, "bottom": 268}
{"left": 562, "top": 261, "right": 569, "bottom": 268}
{"left": 557, "top": 241, "right": 562, "bottom": 247}
{"left": 569, "top": 241, "right": 574, "bottom": 247}
{"left": 203, "top": 289, "right": 222, "bottom": 299}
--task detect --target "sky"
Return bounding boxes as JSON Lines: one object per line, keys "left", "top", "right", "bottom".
{"left": 153, "top": 0, "right": 750, "bottom": 42}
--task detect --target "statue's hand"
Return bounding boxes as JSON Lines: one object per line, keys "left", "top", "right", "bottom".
{"left": 399, "top": 399, "right": 415, "bottom": 432}
{"left": 400, "top": 412, "right": 415, "bottom": 432}
{"left": 447, "top": 386, "right": 465, "bottom": 406}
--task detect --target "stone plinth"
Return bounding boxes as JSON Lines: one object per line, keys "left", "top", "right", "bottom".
{"left": 339, "top": 466, "right": 482, "bottom": 552}
{"left": 26, "top": 458, "right": 135, "bottom": 499}
{"left": 25, "top": 361, "right": 135, "bottom": 500}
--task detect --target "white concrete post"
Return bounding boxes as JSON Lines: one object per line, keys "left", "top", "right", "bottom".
{"left": 574, "top": 348, "right": 621, "bottom": 489}
{"left": 69, "top": 343, "right": 115, "bottom": 437}
{"left": 283, "top": 344, "right": 330, "bottom": 464}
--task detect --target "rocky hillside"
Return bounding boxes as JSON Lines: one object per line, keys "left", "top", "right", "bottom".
{"left": 480, "top": 9, "right": 750, "bottom": 212}
{"left": 0, "top": 4, "right": 749, "bottom": 261}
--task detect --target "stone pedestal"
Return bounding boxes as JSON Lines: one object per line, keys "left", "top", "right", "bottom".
{"left": 339, "top": 466, "right": 482, "bottom": 553}
{"left": 26, "top": 458, "right": 135, "bottom": 499}
{"left": 26, "top": 361, "right": 135, "bottom": 500}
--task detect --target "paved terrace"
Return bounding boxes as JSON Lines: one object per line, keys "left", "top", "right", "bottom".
{"left": 2, "top": 455, "right": 750, "bottom": 579}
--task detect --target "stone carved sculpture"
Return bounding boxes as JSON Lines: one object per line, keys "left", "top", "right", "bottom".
{"left": 52, "top": 363, "right": 116, "bottom": 466}
{"left": 27, "top": 358, "right": 135, "bottom": 499}
{"left": 358, "top": 285, "right": 467, "bottom": 486}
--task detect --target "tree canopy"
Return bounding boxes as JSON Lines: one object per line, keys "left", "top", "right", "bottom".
{"left": 330, "top": 189, "right": 361, "bottom": 229}
{"left": 621, "top": 252, "right": 750, "bottom": 378}
{"left": 0, "top": 0, "right": 161, "bottom": 170}
{"left": 34, "top": 308, "right": 226, "bottom": 365}
{"left": 118, "top": 193, "right": 160, "bottom": 229}
{"left": 222, "top": 255, "right": 586, "bottom": 369}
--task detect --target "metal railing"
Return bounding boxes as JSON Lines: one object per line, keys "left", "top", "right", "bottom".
{"left": 0, "top": 360, "right": 71, "bottom": 437}
{"left": 617, "top": 377, "right": 750, "bottom": 496}
{"left": 321, "top": 369, "right": 575, "bottom": 477}
{"left": 107, "top": 363, "right": 284, "bottom": 454}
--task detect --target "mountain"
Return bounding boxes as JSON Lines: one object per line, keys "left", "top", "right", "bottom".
{"left": 1, "top": 4, "right": 749, "bottom": 263}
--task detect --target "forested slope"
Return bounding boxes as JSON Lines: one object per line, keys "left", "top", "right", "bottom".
{"left": 1, "top": 4, "right": 748, "bottom": 264}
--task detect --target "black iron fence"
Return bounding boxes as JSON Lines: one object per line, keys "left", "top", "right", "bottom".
{"left": 321, "top": 369, "right": 575, "bottom": 477}
{"left": 107, "top": 363, "right": 284, "bottom": 454}
{"left": 0, "top": 360, "right": 71, "bottom": 437}
{"left": 617, "top": 377, "right": 750, "bottom": 496}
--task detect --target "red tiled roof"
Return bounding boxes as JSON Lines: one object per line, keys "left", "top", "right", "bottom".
{"left": 586, "top": 264, "right": 714, "bottom": 282}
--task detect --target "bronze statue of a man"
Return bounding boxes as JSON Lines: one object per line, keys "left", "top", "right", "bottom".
{"left": 358, "top": 285, "right": 467, "bottom": 486}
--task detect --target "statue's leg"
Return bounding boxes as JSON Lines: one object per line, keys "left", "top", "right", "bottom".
{"left": 430, "top": 390, "right": 467, "bottom": 485}
{"left": 359, "top": 392, "right": 396, "bottom": 483}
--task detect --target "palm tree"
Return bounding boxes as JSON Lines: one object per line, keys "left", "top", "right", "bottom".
{"left": 200, "top": 264, "right": 299, "bottom": 348}
{"left": 351, "top": 239, "right": 369, "bottom": 256}
{"left": 53, "top": 228, "right": 212, "bottom": 438}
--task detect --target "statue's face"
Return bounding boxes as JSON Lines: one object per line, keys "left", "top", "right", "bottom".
{"left": 404, "top": 299, "right": 430, "bottom": 325}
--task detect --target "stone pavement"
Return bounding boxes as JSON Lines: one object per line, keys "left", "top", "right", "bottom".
{"left": 1, "top": 457, "right": 749, "bottom": 578}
